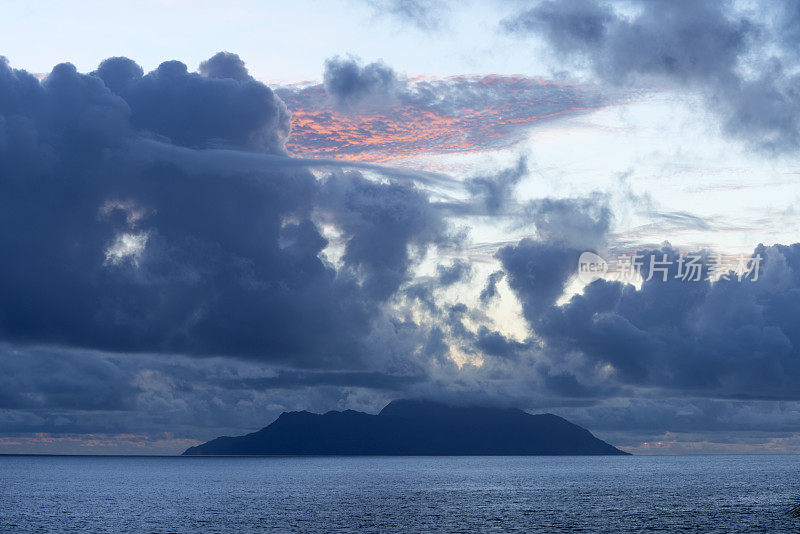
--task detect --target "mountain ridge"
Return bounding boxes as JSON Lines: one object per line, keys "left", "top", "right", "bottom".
{"left": 183, "top": 399, "right": 629, "bottom": 456}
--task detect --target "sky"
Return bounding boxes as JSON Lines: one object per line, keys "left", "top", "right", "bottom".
{"left": 2, "top": 0, "right": 800, "bottom": 455}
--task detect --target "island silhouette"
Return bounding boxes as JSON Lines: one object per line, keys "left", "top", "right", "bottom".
{"left": 183, "top": 399, "right": 628, "bottom": 456}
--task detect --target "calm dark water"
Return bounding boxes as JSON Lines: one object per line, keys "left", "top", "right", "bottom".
{"left": 2, "top": 455, "right": 800, "bottom": 532}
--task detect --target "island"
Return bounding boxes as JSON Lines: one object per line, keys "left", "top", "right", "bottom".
{"left": 182, "top": 399, "right": 628, "bottom": 456}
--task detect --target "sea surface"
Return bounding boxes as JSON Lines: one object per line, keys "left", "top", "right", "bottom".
{"left": 2, "top": 454, "right": 800, "bottom": 533}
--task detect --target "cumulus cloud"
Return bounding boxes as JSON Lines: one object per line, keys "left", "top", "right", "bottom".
{"left": 198, "top": 51, "right": 252, "bottom": 82}
{"left": 0, "top": 53, "right": 450, "bottom": 369}
{"left": 537, "top": 243, "right": 800, "bottom": 398}
{"left": 498, "top": 209, "right": 800, "bottom": 401}
{"left": 497, "top": 195, "right": 612, "bottom": 321}
{"left": 94, "top": 54, "right": 290, "bottom": 153}
{"left": 323, "top": 56, "right": 401, "bottom": 109}
{"left": 503, "top": 0, "right": 800, "bottom": 152}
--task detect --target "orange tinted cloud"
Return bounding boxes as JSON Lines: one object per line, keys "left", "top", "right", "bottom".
{"left": 278, "top": 75, "right": 609, "bottom": 163}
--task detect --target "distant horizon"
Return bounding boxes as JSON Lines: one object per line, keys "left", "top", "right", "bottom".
{"left": 1, "top": 399, "right": 798, "bottom": 457}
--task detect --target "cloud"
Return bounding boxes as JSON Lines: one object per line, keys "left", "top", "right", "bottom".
{"left": 497, "top": 195, "right": 612, "bottom": 321}
{"left": 364, "top": 0, "right": 447, "bottom": 32}
{"left": 504, "top": 0, "right": 613, "bottom": 55}
{"left": 499, "top": 222, "right": 800, "bottom": 400}
{"left": 479, "top": 270, "right": 505, "bottom": 305}
{"left": 95, "top": 53, "right": 290, "bottom": 153}
{"left": 198, "top": 51, "right": 252, "bottom": 82}
{"left": 6, "top": 50, "right": 800, "bottom": 453}
{"left": 0, "top": 54, "right": 450, "bottom": 369}
{"left": 504, "top": 0, "right": 750, "bottom": 84}
{"left": 0, "top": 346, "right": 138, "bottom": 411}
{"left": 317, "top": 169, "right": 448, "bottom": 300}
{"left": 0, "top": 343, "right": 412, "bottom": 448}
{"left": 474, "top": 326, "right": 525, "bottom": 360}
{"left": 484, "top": 189, "right": 800, "bottom": 402}
{"left": 503, "top": 0, "right": 800, "bottom": 152}
{"left": 551, "top": 396, "right": 800, "bottom": 453}
{"left": 323, "top": 56, "right": 401, "bottom": 109}
{"left": 278, "top": 73, "right": 611, "bottom": 161}
{"left": 437, "top": 259, "right": 472, "bottom": 286}
{"left": 452, "top": 157, "right": 527, "bottom": 217}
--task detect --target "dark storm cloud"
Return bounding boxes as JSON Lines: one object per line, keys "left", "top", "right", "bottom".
{"left": 503, "top": 0, "right": 800, "bottom": 152}
{"left": 0, "top": 346, "right": 138, "bottom": 411}
{"left": 0, "top": 53, "right": 450, "bottom": 368}
{"left": 323, "top": 56, "right": 401, "bottom": 109}
{"left": 95, "top": 54, "right": 290, "bottom": 152}
{"left": 220, "top": 370, "right": 424, "bottom": 391}
{"left": 474, "top": 326, "right": 525, "bottom": 360}
{"left": 317, "top": 170, "right": 448, "bottom": 300}
{"left": 498, "top": 239, "right": 579, "bottom": 321}
{"left": 498, "top": 197, "right": 800, "bottom": 400}
{"left": 498, "top": 195, "right": 612, "bottom": 321}
{"left": 0, "top": 341, "right": 432, "bottom": 441}
{"left": 539, "top": 243, "right": 800, "bottom": 397}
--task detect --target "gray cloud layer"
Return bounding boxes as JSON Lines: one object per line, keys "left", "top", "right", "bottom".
{"left": 504, "top": 0, "right": 800, "bottom": 152}
{"left": 498, "top": 198, "right": 800, "bottom": 402}
{"left": 0, "top": 53, "right": 451, "bottom": 369}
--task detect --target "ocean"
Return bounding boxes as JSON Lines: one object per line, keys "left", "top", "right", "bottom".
{"left": 2, "top": 454, "right": 799, "bottom": 532}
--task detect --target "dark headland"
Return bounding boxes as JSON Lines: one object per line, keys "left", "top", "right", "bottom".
{"left": 183, "top": 399, "right": 628, "bottom": 456}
